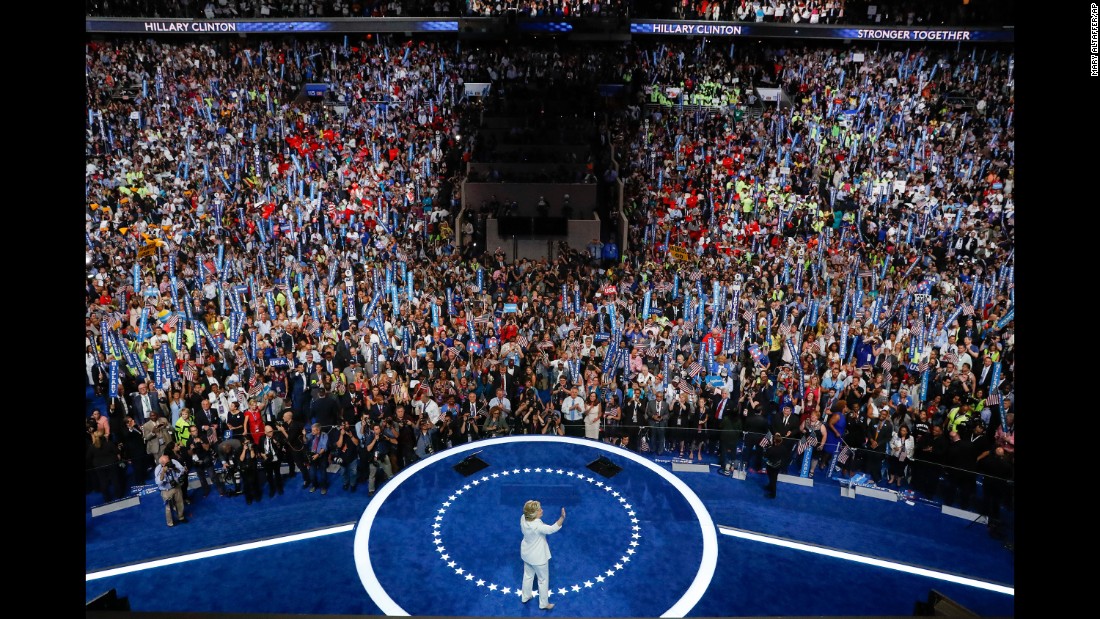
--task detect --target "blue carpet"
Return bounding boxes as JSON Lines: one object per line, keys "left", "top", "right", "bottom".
{"left": 86, "top": 437, "right": 1014, "bottom": 616}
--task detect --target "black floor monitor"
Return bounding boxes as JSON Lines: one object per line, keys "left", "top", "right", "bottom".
{"left": 453, "top": 452, "right": 489, "bottom": 477}
{"left": 586, "top": 455, "right": 622, "bottom": 478}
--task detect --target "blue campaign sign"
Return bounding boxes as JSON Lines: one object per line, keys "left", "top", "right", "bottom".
{"left": 304, "top": 83, "right": 329, "bottom": 97}
{"left": 594, "top": 333, "right": 611, "bottom": 344}
{"left": 705, "top": 375, "right": 724, "bottom": 388}
{"left": 267, "top": 356, "right": 290, "bottom": 369}
{"left": 502, "top": 303, "right": 518, "bottom": 314}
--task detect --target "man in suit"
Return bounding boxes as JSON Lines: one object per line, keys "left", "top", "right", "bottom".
{"left": 288, "top": 362, "right": 310, "bottom": 422}
{"left": 493, "top": 363, "right": 518, "bottom": 403}
{"left": 864, "top": 405, "right": 894, "bottom": 483}
{"left": 621, "top": 388, "right": 647, "bottom": 451}
{"left": 770, "top": 403, "right": 801, "bottom": 467}
{"left": 709, "top": 387, "right": 733, "bottom": 456}
{"left": 976, "top": 356, "right": 995, "bottom": 393}
{"left": 130, "top": 382, "right": 161, "bottom": 426}
{"left": 763, "top": 432, "right": 786, "bottom": 499}
{"left": 519, "top": 500, "right": 566, "bottom": 611}
{"left": 646, "top": 391, "right": 672, "bottom": 454}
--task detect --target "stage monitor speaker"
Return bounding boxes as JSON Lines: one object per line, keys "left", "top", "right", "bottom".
{"left": 453, "top": 451, "right": 489, "bottom": 477}
{"left": 913, "top": 589, "right": 979, "bottom": 617}
{"left": 86, "top": 588, "right": 130, "bottom": 611}
{"left": 586, "top": 455, "right": 622, "bottom": 478}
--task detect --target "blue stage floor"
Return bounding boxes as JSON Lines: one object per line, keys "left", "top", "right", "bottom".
{"left": 85, "top": 436, "right": 1014, "bottom": 616}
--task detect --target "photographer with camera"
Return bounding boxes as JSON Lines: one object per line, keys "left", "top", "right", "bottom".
{"left": 307, "top": 423, "right": 331, "bottom": 494}
{"left": 362, "top": 423, "right": 390, "bottom": 494}
{"left": 154, "top": 454, "right": 188, "bottom": 527}
{"left": 238, "top": 440, "right": 263, "bottom": 505}
{"left": 183, "top": 425, "right": 219, "bottom": 497}
{"left": 331, "top": 419, "right": 360, "bottom": 492}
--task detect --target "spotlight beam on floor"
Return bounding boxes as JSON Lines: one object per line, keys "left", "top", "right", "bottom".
{"left": 86, "top": 523, "right": 356, "bottom": 582}
{"left": 717, "top": 525, "right": 1014, "bottom": 596}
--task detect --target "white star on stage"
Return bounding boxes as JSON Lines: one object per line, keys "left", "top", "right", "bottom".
{"left": 515, "top": 590, "right": 523, "bottom": 597}
{"left": 472, "top": 480, "right": 480, "bottom": 485}
{"left": 513, "top": 468, "right": 521, "bottom": 474}
{"left": 595, "top": 481, "right": 604, "bottom": 487}
{"left": 455, "top": 490, "right": 463, "bottom": 495}
{"left": 438, "top": 551, "right": 448, "bottom": 558}
{"left": 620, "top": 556, "right": 631, "bottom": 562}
{"left": 443, "top": 502, "right": 452, "bottom": 507}
{"left": 612, "top": 492, "right": 620, "bottom": 497}
{"left": 432, "top": 531, "right": 441, "bottom": 537}
{"left": 556, "top": 469, "right": 564, "bottom": 474}
{"left": 523, "top": 468, "right": 531, "bottom": 473}
{"left": 449, "top": 495, "right": 457, "bottom": 500}
{"left": 491, "top": 473, "right": 500, "bottom": 478}
{"left": 630, "top": 541, "right": 639, "bottom": 547}
{"left": 606, "top": 569, "right": 616, "bottom": 576}
{"left": 547, "top": 590, "right": 555, "bottom": 597}
{"left": 476, "top": 580, "right": 486, "bottom": 587}
{"left": 632, "top": 525, "right": 640, "bottom": 531}
{"left": 438, "top": 508, "right": 446, "bottom": 514}
{"left": 566, "top": 471, "right": 575, "bottom": 476}
{"left": 466, "top": 574, "right": 475, "bottom": 581}
{"left": 571, "top": 585, "right": 581, "bottom": 592}
{"left": 481, "top": 476, "right": 490, "bottom": 481}
{"left": 586, "top": 477, "right": 595, "bottom": 483}
{"left": 456, "top": 568, "right": 464, "bottom": 575}
{"left": 463, "top": 485, "right": 472, "bottom": 490}
{"left": 630, "top": 518, "right": 639, "bottom": 523}
{"left": 433, "top": 523, "right": 441, "bottom": 529}
{"left": 614, "top": 563, "right": 623, "bottom": 570}
{"left": 618, "top": 497, "right": 627, "bottom": 503}
{"left": 623, "top": 504, "right": 632, "bottom": 509}
{"left": 604, "top": 486, "right": 612, "bottom": 491}
{"left": 434, "top": 516, "right": 443, "bottom": 522}
{"left": 596, "top": 575, "right": 606, "bottom": 583}
{"left": 448, "top": 561, "right": 457, "bottom": 568}
{"left": 627, "top": 549, "right": 636, "bottom": 555}
{"left": 632, "top": 533, "right": 641, "bottom": 539}
{"left": 501, "top": 471, "right": 510, "bottom": 476}
{"left": 488, "top": 584, "right": 498, "bottom": 591}
{"left": 583, "top": 581, "right": 593, "bottom": 588}
{"left": 557, "top": 588, "right": 567, "bottom": 596}
{"left": 534, "top": 468, "right": 542, "bottom": 472}
{"left": 501, "top": 587, "right": 511, "bottom": 594}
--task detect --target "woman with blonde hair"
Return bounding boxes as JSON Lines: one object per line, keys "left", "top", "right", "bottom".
{"left": 519, "top": 500, "right": 565, "bottom": 611}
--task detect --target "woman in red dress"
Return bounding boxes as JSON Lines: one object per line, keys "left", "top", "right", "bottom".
{"left": 244, "top": 400, "right": 265, "bottom": 445}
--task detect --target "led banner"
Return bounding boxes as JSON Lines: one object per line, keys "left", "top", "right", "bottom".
{"left": 86, "top": 18, "right": 460, "bottom": 34}
{"left": 629, "top": 20, "right": 1013, "bottom": 42}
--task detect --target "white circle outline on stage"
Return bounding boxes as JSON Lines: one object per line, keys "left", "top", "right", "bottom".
{"left": 353, "top": 435, "right": 718, "bottom": 618}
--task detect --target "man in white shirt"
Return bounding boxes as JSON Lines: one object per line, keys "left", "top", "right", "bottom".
{"left": 418, "top": 390, "right": 441, "bottom": 425}
{"left": 488, "top": 387, "right": 512, "bottom": 414}
{"left": 560, "top": 386, "right": 585, "bottom": 437}
{"left": 519, "top": 500, "right": 565, "bottom": 611}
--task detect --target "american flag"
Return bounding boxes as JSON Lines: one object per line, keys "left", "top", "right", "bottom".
{"left": 881, "top": 358, "right": 892, "bottom": 373}
{"left": 677, "top": 377, "right": 694, "bottom": 393}
{"left": 181, "top": 362, "right": 197, "bottom": 382}
{"left": 249, "top": 373, "right": 258, "bottom": 388}
{"left": 778, "top": 323, "right": 791, "bottom": 339}
{"left": 687, "top": 270, "right": 703, "bottom": 282}
{"left": 942, "top": 351, "right": 958, "bottom": 366}
{"left": 688, "top": 361, "right": 703, "bottom": 377}
{"left": 235, "top": 349, "right": 247, "bottom": 367}
{"left": 759, "top": 434, "right": 772, "bottom": 448}
{"left": 918, "top": 359, "right": 929, "bottom": 373}
{"left": 236, "top": 387, "right": 249, "bottom": 404}
{"left": 986, "top": 391, "right": 1001, "bottom": 406}
{"left": 473, "top": 314, "right": 492, "bottom": 325}
{"left": 797, "top": 433, "right": 819, "bottom": 454}
{"left": 537, "top": 341, "right": 555, "bottom": 350}
{"left": 962, "top": 303, "right": 975, "bottom": 315}
{"left": 309, "top": 318, "right": 321, "bottom": 334}
{"left": 446, "top": 346, "right": 461, "bottom": 357}
{"left": 907, "top": 283, "right": 918, "bottom": 294}
{"left": 655, "top": 281, "right": 673, "bottom": 293}
{"left": 517, "top": 335, "right": 530, "bottom": 349}
{"left": 247, "top": 382, "right": 264, "bottom": 400}
{"left": 837, "top": 445, "right": 851, "bottom": 464}
{"left": 164, "top": 314, "right": 179, "bottom": 331}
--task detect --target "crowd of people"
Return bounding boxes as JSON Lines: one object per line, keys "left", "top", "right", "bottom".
{"left": 86, "top": 0, "right": 1008, "bottom": 25}
{"left": 85, "top": 34, "right": 1014, "bottom": 531}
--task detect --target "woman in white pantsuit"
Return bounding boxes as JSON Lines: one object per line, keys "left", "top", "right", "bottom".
{"left": 520, "top": 500, "right": 566, "bottom": 611}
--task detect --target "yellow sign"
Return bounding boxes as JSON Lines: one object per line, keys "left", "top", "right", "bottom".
{"left": 668, "top": 246, "right": 690, "bottom": 261}
{"left": 137, "top": 246, "right": 158, "bottom": 259}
